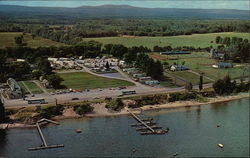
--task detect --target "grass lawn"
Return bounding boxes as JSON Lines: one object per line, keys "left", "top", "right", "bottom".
{"left": 196, "top": 66, "right": 249, "bottom": 80}
{"left": 58, "top": 72, "right": 134, "bottom": 90}
{"left": 23, "top": 81, "right": 43, "bottom": 94}
{"left": 81, "top": 32, "right": 249, "bottom": 49}
{"left": 160, "top": 81, "right": 179, "bottom": 88}
{"left": 0, "top": 32, "right": 66, "bottom": 48}
{"left": 165, "top": 56, "right": 248, "bottom": 80}
{"left": 171, "top": 71, "right": 211, "bottom": 85}
{"left": 18, "top": 81, "right": 29, "bottom": 94}
{"left": 154, "top": 51, "right": 249, "bottom": 84}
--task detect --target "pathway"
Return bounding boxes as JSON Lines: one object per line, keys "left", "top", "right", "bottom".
{"left": 164, "top": 71, "right": 190, "bottom": 85}
{"left": 33, "top": 80, "right": 49, "bottom": 94}
{"left": 188, "top": 70, "right": 215, "bottom": 82}
{"left": 21, "top": 81, "right": 32, "bottom": 94}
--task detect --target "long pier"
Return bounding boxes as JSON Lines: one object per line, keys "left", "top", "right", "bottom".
{"left": 28, "top": 119, "right": 64, "bottom": 151}
{"left": 36, "top": 122, "right": 48, "bottom": 147}
{"left": 127, "top": 110, "right": 155, "bottom": 133}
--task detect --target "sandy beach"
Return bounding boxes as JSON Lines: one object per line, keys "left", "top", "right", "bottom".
{"left": 141, "top": 92, "right": 249, "bottom": 111}
{"left": 1, "top": 92, "right": 248, "bottom": 129}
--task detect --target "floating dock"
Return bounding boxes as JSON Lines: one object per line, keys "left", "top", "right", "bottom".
{"left": 127, "top": 110, "right": 168, "bottom": 135}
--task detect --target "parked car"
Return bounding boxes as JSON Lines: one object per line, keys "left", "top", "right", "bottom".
{"left": 105, "top": 97, "right": 112, "bottom": 100}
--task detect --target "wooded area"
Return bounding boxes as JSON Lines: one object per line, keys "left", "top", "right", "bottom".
{"left": 0, "top": 19, "right": 249, "bottom": 44}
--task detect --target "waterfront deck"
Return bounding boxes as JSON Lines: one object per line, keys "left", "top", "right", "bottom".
{"left": 127, "top": 109, "right": 168, "bottom": 135}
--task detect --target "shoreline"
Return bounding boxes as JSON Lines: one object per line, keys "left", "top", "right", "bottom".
{"left": 1, "top": 92, "right": 248, "bottom": 129}
{"left": 141, "top": 92, "right": 249, "bottom": 111}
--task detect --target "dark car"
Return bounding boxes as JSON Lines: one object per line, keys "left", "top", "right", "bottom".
{"left": 105, "top": 97, "right": 112, "bottom": 100}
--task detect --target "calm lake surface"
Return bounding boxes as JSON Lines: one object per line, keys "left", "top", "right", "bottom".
{"left": 0, "top": 98, "right": 249, "bottom": 157}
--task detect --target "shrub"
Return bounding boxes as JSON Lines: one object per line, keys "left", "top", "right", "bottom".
{"left": 199, "top": 90, "right": 216, "bottom": 97}
{"left": 74, "top": 103, "right": 93, "bottom": 115}
{"left": 213, "top": 76, "right": 247, "bottom": 95}
{"left": 185, "top": 82, "right": 193, "bottom": 91}
{"left": 129, "top": 94, "right": 168, "bottom": 108}
{"left": 47, "top": 74, "right": 64, "bottom": 89}
{"left": 236, "top": 82, "right": 249, "bottom": 92}
{"left": 168, "top": 92, "right": 197, "bottom": 102}
{"left": 105, "top": 98, "right": 124, "bottom": 111}
{"left": 38, "top": 104, "right": 64, "bottom": 119}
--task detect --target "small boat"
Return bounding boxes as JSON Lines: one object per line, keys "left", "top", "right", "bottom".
{"left": 75, "top": 129, "right": 82, "bottom": 133}
{"left": 141, "top": 118, "right": 153, "bottom": 122}
{"left": 140, "top": 132, "right": 154, "bottom": 135}
{"left": 218, "top": 144, "right": 224, "bottom": 148}
{"left": 173, "top": 152, "right": 179, "bottom": 156}
{"left": 155, "top": 128, "right": 169, "bottom": 135}
{"left": 136, "top": 126, "right": 162, "bottom": 131}
{"left": 131, "top": 123, "right": 143, "bottom": 127}
{"left": 155, "top": 130, "right": 166, "bottom": 135}
{"left": 131, "top": 122, "right": 156, "bottom": 127}
{"left": 132, "top": 148, "right": 137, "bottom": 153}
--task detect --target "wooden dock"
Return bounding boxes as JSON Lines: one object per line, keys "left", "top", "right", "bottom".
{"left": 127, "top": 110, "right": 169, "bottom": 135}
{"left": 28, "top": 119, "right": 64, "bottom": 151}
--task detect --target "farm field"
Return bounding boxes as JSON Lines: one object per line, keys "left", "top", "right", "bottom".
{"left": 81, "top": 32, "right": 249, "bottom": 49}
{"left": 0, "top": 32, "right": 66, "bottom": 48}
{"left": 58, "top": 72, "right": 134, "bottom": 90}
{"left": 19, "top": 81, "right": 43, "bottom": 94}
{"left": 151, "top": 52, "right": 249, "bottom": 84}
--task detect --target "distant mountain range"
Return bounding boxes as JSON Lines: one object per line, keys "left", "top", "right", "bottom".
{"left": 0, "top": 4, "right": 248, "bottom": 20}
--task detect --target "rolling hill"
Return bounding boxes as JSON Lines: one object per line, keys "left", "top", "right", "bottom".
{"left": 0, "top": 4, "right": 248, "bottom": 20}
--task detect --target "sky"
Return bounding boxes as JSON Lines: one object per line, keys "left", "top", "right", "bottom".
{"left": 0, "top": 0, "right": 249, "bottom": 10}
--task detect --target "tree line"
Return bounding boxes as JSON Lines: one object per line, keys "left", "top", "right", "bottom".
{"left": 215, "top": 36, "right": 249, "bottom": 62}
{"left": 213, "top": 75, "right": 249, "bottom": 95}
{"left": 0, "top": 42, "right": 163, "bottom": 84}
{"left": 1, "top": 19, "right": 249, "bottom": 42}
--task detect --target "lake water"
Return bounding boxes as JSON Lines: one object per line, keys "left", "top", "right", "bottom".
{"left": 0, "top": 98, "right": 249, "bottom": 157}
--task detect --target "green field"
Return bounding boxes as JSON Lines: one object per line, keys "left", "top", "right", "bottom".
{"left": 0, "top": 32, "right": 66, "bottom": 48}
{"left": 172, "top": 71, "right": 211, "bottom": 85}
{"left": 18, "top": 81, "right": 29, "bottom": 94}
{"left": 19, "top": 81, "right": 43, "bottom": 94}
{"left": 151, "top": 52, "right": 249, "bottom": 85}
{"left": 81, "top": 32, "right": 249, "bottom": 49}
{"left": 58, "top": 72, "right": 134, "bottom": 89}
{"left": 24, "top": 81, "right": 43, "bottom": 94}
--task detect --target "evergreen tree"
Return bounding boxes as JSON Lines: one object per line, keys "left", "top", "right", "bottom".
{"left": 14, "top": 36, "right": 23, "bottom": 46}
{"left": 199, "top": 74, "right": 203, "bottom": 91}
{"left": 47, "top": 74, "right": 64, "bottom": 89}
{"left": 105, "top": 61, "right": 110, "bottom": 70}
{"left": 185, "top": 82, "right": 193, "bottom": 91}
{"left": 215, "top": 36, "right": 222, "bottom": 44}
{"left": 37, "top": 57, "right": 52, "bottom": 76}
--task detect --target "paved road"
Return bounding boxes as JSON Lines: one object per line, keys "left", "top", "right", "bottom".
{"left": 4, "top": 83, "right": 217, "bottom": 108}
{"left": 2, "top": 65, "right": 248, "bottom": 108}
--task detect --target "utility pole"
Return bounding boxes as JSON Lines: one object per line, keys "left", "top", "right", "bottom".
{"left": 55, "top": 98, "right": 58, "bottom": 106}
{"left": 199, "top": 72, "right": 204, "bottom": 91}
